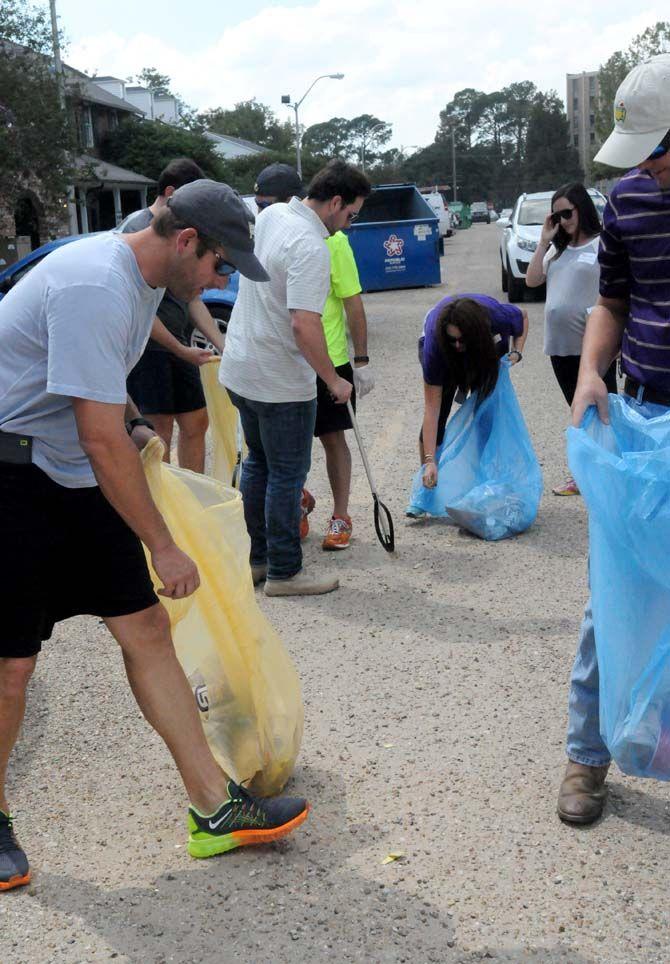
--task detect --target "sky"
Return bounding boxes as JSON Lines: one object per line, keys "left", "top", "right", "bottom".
{"left": 52, "top": 0, "right": 667, "bottom": 150}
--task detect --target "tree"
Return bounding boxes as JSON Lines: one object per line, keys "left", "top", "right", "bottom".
{"left": 0, "top": 0, "right": 77, "bottom": 214}
{"left": 595, "top": 22, "right": 670, "bottom": 147}
{"left": 523, "top": 92, "right": 582, "bottom": 193}
{"left": 100, "top": 116, "right": 226, "bottom": 185}
{"left": 302, "top": 117, "right": 351, "bottom": 158}
{"left": 134, "top": 67, "right": 171, "bottom": 95}
{"left": 302, "top": 114, "right": 392, "bottom": 165}
{"left": 197, "top": 99, "right": 294, "bottom": 152}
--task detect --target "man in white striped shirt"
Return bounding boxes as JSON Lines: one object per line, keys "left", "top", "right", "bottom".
{"left": 219, "top": 160, "right": 371, "bottom": 596}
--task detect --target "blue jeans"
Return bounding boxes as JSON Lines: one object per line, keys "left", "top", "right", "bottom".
{"left": 227, "top": 391, "right": 316, "bottom": 580}
{"left": 566, "top": 393, "right": 669, "bottom": 765}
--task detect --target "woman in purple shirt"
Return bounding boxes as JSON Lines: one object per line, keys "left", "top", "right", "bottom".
{"left": 415, "top": 294, "right": 528, "bottom": 495}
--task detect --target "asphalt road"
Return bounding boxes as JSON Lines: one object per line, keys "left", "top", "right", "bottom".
{"left": 4, "top": 224, "right": 670, "bottom": 964}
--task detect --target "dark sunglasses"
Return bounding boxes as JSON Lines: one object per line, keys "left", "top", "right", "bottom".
{"left": 255, "top": 199, "right": 273, "bottom": 211}
{"left": 551, "top": 208, "right": 576, "bottom": 225}
{"left": 647, "top": 140, "right": 670, "bottom": 161}
{"left": 212, "top": 251, "right": 237, "bottom": 276}
{"left": 445, "top": 333, "right": 466, "bottom": 346}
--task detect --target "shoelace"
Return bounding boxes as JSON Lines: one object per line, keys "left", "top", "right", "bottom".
{"left": 0, "top": 816, "right": 18, "bottom": 854}
{"left": 229, "top": 781, "right": 262, "bottom": 822}
{"left": 329, "top": 518, "right": 350, "bottom": 535}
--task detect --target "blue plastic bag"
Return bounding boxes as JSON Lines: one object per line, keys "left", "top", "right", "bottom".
{"left": 568, "top": 396, "right": 670, "bottom": 779}
{"left": 408, "top": 361, "right": 542, "bottom": 540}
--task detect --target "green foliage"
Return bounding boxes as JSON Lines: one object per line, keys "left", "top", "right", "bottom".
{"left": 302, "top": 114, "right": 391, "bottom": 165}
{"left": 593, "top": 21, "right": 670, "bottom": 178}
{"left": 0, "top": 0, "right": 77, "bottom": 214}
{"left": 135, "top": 67, "right": 172, "bottom": 94}
{"left": 523, "top": 92, "right": 582, "bottom": 192}
{"left": 100, "top": 116, "right": 227, "bottom": 183}
{"left": 197, "top": 99, "right": 294, "bottom": 152}
{"left": 215, "top": 150, "right": 327, "bottom": 195}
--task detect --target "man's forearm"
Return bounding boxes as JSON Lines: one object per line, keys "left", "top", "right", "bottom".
{"left": 188, "top": 297, "right": 224, "bottom": 352}
{"left": 343, "top": 295, "right": 368, "bottom": 359}
{"left": 291, "top": 312, "right": 338, "bottom": 386}
{"left": 150, "top": 316, "right": 188, "bottom": 358}
{"left": 580, "top": 299, "right": 627, "bottom": 376}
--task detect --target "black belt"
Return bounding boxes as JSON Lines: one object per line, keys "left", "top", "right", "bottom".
{"left": 624, "top": 377, "right": 670, "bottom": 408}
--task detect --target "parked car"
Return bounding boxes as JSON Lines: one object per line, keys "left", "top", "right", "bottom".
{"left": 500, "top": 188, "right": 606, "bottom": 302}
{"left": 470, "top": 201, "right": 490, "bottom": 224}
{"left": 421, "top": 191, "right": 452, "bottom": 237}
{"left": 498, "top": 208, "right": 513, "bottom": 224}
{"left": 0, "top": 232, "right": 238, "bottom": 352}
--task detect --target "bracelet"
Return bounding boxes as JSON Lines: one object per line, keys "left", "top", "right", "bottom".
{"left": 510, "top": 350, "right": 522, "bottom": 361}
{"left": 126, "top": 417, "right": 155, "bottom": 435}
{"left": 353, "top": 355, "right": 369, "bottom": 364}
{"left": 424, "top": 454, "right": 435, "bottom": 463}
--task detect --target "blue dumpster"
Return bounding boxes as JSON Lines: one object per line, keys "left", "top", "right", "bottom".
{"left": 346, "top": 183, "right": 441, "bottom": 292}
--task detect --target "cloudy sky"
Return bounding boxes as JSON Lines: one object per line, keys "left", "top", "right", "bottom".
{"left": 56, "top": 0, "right": 665, "bottom": 148}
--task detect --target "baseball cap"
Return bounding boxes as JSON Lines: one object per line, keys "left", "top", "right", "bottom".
{"left": 167, "top": 179, "right": 269, "bottom": 281}
{"left": 594, "top": 54, "right": 670, "bottom": 168}
{"left": 254, "top": 163, "right": 304, "bottom": 199}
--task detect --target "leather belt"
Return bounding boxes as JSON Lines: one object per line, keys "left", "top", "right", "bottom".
{"left": 624, "top": 377, "right": 670, "bottom": 408}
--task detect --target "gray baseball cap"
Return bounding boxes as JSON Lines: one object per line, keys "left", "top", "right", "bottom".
{"left": 167, "top": 179, "right": 269, "bottom": 282}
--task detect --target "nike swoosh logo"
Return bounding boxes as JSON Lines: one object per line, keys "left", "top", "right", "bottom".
{"left": 208, "top": 814, "right": 228, "bottom": 830}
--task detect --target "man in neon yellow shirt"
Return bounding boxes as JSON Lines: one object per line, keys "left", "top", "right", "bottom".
{"left": 254, "top": 164, "right": 374, "bottom": 550}
{"left": 316, "top": 230, "right": 374, "bottom": 548}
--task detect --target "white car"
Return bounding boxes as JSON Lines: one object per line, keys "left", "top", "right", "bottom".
{"left": 421, "top": 191, "right": 452, "bottom": 237}
{"left": 500, "top": 189, "right": 606, "bottom": 302}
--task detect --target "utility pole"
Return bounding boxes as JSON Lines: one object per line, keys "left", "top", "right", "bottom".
{"left": 49, "top": 0, "right": 78, "bottom": 233}
{"left": 451, "top": 125, "right": 458, "bottom": 203}
{"left": 282, "top": 73, "right": 344, "bottom": 181}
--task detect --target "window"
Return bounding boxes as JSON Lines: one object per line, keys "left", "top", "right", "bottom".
{"left": 80, "top": 106, "right": 94, "bottom": 148}
{"left": 590, "top": 114, "right": 595, "bottom": 126}
{"left": 109, "top": 110, "right": 119, "bottom": 131}
{"left": 590, "top": 132, "right": 596, "bottom": 143}
{"left": 573, "top": 97, "right": 579, "bottom": 111}
{"left": 574, "top": 134, "right": 579, "bottom": 147}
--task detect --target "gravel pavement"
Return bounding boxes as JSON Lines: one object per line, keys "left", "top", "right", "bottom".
{"left": 4, "top": 224, "right": 670, "bottom": 963}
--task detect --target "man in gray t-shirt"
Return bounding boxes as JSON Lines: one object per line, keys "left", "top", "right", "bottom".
{"left": 0, "top": 180, "right": 309, "bottom": 892}
{"left": 118, "top": 158, "right": 228, "bottom": 473}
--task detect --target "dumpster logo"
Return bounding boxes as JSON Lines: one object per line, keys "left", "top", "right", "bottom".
{"left": 384, "top": 234, "right": 404, "bottom": 257}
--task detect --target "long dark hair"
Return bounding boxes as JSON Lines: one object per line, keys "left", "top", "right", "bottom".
{"left": 551, "top": 182, "right": 601, "bottom": 258}
{"left": 435, "top": 298, "right": 500, "bottom": 401}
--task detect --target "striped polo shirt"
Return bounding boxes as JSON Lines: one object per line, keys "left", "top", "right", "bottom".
{"left": 599, "top": 169, "right": 670, "bottom": 391}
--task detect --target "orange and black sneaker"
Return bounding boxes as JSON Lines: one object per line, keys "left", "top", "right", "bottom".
{"left": 187, "top": 780, "right": 309, "bottom": 858}
{"left": 0, "top": 810, "right": 30, "bottom": 892}
{"left": 322, "top": 515, "right": 353, "bottom": 550}
{"left": 300, "top": 488, "right": 316, "bottom": 540}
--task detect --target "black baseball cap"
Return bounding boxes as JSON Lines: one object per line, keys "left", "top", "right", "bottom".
{"left": 254, "top": 163, "right": 304, "bottom": 199}
{"left": 167, "top": 179, "right": 269, "bottom": 282}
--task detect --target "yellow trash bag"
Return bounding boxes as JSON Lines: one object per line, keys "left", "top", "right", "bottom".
{"left": 200, "top": 358, "right": 245, "bottom": 486}
{"left": 141, "top": 437, "right": 303, "bottom": 796}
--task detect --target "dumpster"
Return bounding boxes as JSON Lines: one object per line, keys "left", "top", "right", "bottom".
{"left": 345, "top": 183, "right": 441, "bottom": 292}
{"left": 449, "top": 201, "right": 471, "bottom": 229}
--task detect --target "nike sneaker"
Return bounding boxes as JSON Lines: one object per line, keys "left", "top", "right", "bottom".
{"left": 0, "top": 810, "right": 30, "bottom": 892}
{"left": 322, "top": 515, "right": 352, "bottom": 550}
{"left": 187, "top": 780, "right": 309, "bottom": 858}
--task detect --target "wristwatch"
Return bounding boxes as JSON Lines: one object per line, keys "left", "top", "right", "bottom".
{"left": 126, "top": 417, "right": 155, "bottom": 435}
{"left": 353, "top": 355, "right": 369, "bottom": 364}
{"left": 510, "top": 350, "right": 522, "bottom": 362}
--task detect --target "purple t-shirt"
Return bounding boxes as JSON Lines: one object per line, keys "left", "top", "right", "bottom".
{"left": 599, "top": 169, "right": 670, "bottom": 392}
{"left": 419, "top": 293, "right": 524, "bottom": 386}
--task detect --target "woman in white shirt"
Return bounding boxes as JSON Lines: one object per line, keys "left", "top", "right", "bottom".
{"left": 526, "top": 182, "right": 617, "bottom": 496}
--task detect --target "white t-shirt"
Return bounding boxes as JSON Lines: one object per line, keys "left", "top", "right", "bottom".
{"left": 218, "top": 197, "right": 331, "bottom": 403}
{"left": 0, "top": 233, "right": 163, "bottom": 487}
{"left": 542, "top": 236, "right": 600, "bottom": 356}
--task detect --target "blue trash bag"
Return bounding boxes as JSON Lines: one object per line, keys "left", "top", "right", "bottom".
{"left": 568, "top": 395, "right": 670, "bottom": 779}
{"left": 408, "top": 361, "right": 543, "bottom": 540}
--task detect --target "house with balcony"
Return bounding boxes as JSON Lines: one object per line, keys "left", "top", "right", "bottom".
{"left": 0, "top": 46, "right": 155, "bottom": 264}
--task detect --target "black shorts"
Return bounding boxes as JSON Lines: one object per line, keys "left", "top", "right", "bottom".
{"left": 0, "top": 463, "right": 158, "bottom": 659}
{"left": 127, "top": 348, "right": 206, "bottom": 416}
{"left": 314, "top": 363, "right": 356, "bottom": 438}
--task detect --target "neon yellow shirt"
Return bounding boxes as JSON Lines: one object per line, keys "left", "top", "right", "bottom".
{"left": 322, "top": 232, "right": 362, "bottom": 367}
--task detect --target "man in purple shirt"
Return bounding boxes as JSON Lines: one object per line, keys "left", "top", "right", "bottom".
{"left": 558, "top": 54, "right": 670, "bottom": 825}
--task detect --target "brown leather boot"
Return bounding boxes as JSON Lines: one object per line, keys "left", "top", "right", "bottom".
{"left": 557, "top": 761, "right": 610, "bottom": 825}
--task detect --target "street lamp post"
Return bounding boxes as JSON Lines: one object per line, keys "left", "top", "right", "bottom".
{"left": 281, "top": 73, "right": 344, "bottom": 180}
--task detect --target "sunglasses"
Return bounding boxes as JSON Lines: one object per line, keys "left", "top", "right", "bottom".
{"left": 647, "top": 142, "right": 670, "bottom": 161}
{"left": 551, "top": 208, "right": 576, "bottom": 225}
{"left": 211, "top": 251, "right": 237, "bottom": 276}
{"left": 445, "top": 334, "right": 465, "bottom": 346}
{"left": 255, "top": 199, "right": 273, "bottom": 211}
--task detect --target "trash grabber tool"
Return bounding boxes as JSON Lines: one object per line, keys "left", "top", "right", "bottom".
{"left": 231, "top": 414, "right": 243, "bottom": 489}
{"left": 346, "top": 400, "right": 395, "bottom": 553}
